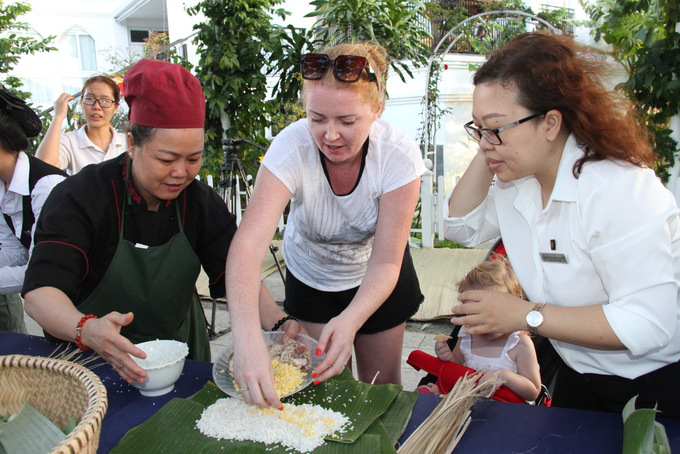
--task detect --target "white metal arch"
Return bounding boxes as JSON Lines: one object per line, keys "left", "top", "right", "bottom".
{"left": 422, "top": 10, "right": 561, "bottom": 164}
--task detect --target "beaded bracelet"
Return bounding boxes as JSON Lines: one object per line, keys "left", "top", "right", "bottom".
{"left": 75, "top": 314, "right": 98, "bottom": 350}
{"left": 271, "top": 315, "right": 296, "bottom": 332}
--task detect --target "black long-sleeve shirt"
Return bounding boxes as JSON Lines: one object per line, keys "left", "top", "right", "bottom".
{"left": 22, "top": 153, "right": 236, "bottom": 304}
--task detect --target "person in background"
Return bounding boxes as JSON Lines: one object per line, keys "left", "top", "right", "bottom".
{"left": 36, "top": 75, "right": 125, "bottom": 174}
{"left": 0, "top": 86, "right": 66, "bottom": 333}
{"left": 444, "top": 31, "right": 680, "bottom": 418}
{"left": 23, "top": 59, "right": 300, "bottom": 384}
{"left": 410, "top": 258, "right": 541, "bottom": 403}
{"left": 226, "top": 41, "right": 426, "bottom": 409}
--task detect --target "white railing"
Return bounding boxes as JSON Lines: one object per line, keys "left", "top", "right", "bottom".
{"left": 410, "top": 159, "right": 443, "bottom": 248}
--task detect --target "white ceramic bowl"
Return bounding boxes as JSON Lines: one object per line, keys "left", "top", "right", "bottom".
{"left": 131, "top": 339, "right": 189, "bottom": 397}
{"left": 213, "top": 331, "right": 323, "bottom": 399}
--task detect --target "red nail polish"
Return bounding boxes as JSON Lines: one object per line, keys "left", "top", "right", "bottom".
{"left": 315, "top": 348, "right": 322, "bottom": 356}
{"left": 313, "top": 380, "right": 319, "bottom": 385}
{"left": 278, "top": 406, "right": 284, "bottom": 411}
{"left": 311, "top": 372, "right": 317, "bottom": 378}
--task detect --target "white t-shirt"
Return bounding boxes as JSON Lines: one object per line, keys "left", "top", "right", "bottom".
{"left": 263, "top": 118, "right": 427, "bottom": 291}
{"left": 443, "top": 134, "right": 680, "bottom": 379}
{"left": 59, "top": 125, "right": 126, "bottom": 175}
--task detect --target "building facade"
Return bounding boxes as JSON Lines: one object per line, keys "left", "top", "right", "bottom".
{"left": 13, "top": 0, "right": 596, "bottom": 195}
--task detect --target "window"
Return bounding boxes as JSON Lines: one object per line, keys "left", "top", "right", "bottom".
{"left": 130, "top": 30, "right": 150, "bottom": 43}
{"left": 62, "top": 29, "right": 97, "bottom": 72}
{"left": 130, "top": 30, "right": 167, "bottom": 43}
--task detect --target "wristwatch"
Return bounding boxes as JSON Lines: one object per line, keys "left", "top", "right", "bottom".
{"left": 526, "top": 303, "right": 545, "bottom": 336}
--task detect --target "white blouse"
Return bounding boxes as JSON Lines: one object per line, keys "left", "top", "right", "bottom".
{"left": 443, "top": 134, "right": 680, "bottom": 379}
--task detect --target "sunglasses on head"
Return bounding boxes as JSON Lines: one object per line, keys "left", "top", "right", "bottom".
{"left": 300, "top": 53, "right": 379, "bottom": 87}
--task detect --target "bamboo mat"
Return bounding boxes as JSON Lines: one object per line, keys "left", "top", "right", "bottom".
{"left": 409, "top": 247, "right": 489, "bottom": 321}
{"left": 198, "top": 242, "right": 490, "bottom": 322}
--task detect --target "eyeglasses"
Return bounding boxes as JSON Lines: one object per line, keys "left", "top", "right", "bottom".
{"left": 464, "top": 112, "right": 546, "bottom": 145}
{"left": 300, "top": 53, "right": 379, "bottom": 87}
{"left": 82, "top": 96, "right": 115, "bottom": 108}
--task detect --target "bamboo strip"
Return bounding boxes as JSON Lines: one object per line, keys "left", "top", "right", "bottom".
{"left": 397, "top": 372, "right": 503, "bottom": 454}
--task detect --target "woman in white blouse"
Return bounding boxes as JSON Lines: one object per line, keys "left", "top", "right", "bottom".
{"left": 36, "top": 75, "right": 125, "bottom": 175}
{"left": 444, "top": 32, "right": 680, "bottom": 418}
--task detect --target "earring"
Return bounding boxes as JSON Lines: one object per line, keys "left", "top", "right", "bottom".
{"left": 128, "top": 152, "right": 133, "bottom": 157}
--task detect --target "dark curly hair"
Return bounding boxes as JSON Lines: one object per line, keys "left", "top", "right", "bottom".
{"left": 473, "top": 32, "right": 655, "bottom": 177}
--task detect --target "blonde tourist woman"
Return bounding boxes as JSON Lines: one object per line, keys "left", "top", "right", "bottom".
{"left": 226, "top": 42, "right": 426, "bottom": 409}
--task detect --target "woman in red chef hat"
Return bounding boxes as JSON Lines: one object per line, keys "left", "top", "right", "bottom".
{"left": 23, "top": 59, "right": 301, "bottom": 385}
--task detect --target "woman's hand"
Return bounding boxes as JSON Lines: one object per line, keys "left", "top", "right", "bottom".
{"left": 280, "top": 319, "right": 307, "bottom": 341}
{"left": 311, "top": 315, "right": 359, "bottom": 383}
{"left": 232, "top": 337, "right": 282, "bottom": 409}
{"left": 53, "top": 93, "right": 74, "bottom": 120}
{"left": 82, "top": 311, "right": 148, "bottom": 384}
{"left": 434, "top": 337, "right": 455, "bottom": 362}
{"left": 477, "top": 369, "right": 503, "bottom": 390}
{"left": 451, "top": 290, "right": 529, "bottom": 334}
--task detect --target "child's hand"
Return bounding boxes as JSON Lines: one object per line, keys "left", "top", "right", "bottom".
{"left": 434, "top": 337, "right": 455, "bottom": 361}
{"left": 478, "top": 369, "right": 504, "bottom": 390}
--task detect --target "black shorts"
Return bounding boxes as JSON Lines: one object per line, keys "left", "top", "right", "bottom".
{"left": 283, "top": 246, "right": 423, "bottom": 335}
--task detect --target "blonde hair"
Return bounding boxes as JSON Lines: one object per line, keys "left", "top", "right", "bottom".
{"left": 457, "top": 257, "right": 525, "bottom": 299}
{"left": 301, "top": 42, "right": 389, "bottom": 114}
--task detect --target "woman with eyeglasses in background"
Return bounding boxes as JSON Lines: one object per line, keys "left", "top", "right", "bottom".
{"left": 36, "top": 75, "right": 126, "bottom": 175}
{"left": 444, "top": 32, "right": 680, "bottom": 417}
{"left": 226, "top": 42, "right": 426, "bottom": 409}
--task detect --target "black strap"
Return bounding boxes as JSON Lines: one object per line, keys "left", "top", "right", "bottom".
{"left": 3, "top": 155, "right": 66, "bottom": 248}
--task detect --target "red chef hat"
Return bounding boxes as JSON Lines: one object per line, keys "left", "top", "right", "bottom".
{"left": 123, "top": 59, "right": 205, "bottom": 129}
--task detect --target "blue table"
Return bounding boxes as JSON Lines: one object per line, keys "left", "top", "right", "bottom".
{"left": 2, "top": 331, "right": 678, "bottom": 452}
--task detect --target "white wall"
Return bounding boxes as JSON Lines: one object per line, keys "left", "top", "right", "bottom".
{"left": 15, "top": 1, "right": 133, "bottom": 108}
{"left": 11, "top": 0, "right": 600, "bottom": 193}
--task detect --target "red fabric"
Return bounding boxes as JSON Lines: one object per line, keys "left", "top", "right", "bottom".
{"left": 407, "top": 349, "right": 526, "bottom": 404}
{"left": 123, "top": 59, "right": 205, "bottom": 129}
{"left": 489, "top": 240, "right": 507, "bottom": 260}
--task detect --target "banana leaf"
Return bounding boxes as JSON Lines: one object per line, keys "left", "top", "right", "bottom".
{"left": 622, "top": 396, "right": 671, "bottom": 454}
{"left": 378, "top": 391, "right": 418, "bottom": 445}
{"left": 0, "top": 403, "right": 67, "bottom": 454}
{"left": 365, "top": 419, "right": 398, "bottom": 454}
{"left": 284, "top": 374, "right": 403, "bottom": 442}
{"left": 112, "top": 372, "right": 416, "bottom": 453}
{"left": 111, "top": 398, "right": 383, "bottom": 453}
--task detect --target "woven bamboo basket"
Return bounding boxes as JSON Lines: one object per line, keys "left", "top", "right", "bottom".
{"left": 0, "top": 354, "right": 108, "bottom": 454}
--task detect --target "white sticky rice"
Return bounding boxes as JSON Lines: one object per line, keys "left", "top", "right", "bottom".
{"left": 196, "top": 398, "right": 350, "bottom": 453}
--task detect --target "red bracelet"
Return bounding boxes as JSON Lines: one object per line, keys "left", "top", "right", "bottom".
{"left": 75, "top": 314, "right": 97, "bottom": 350}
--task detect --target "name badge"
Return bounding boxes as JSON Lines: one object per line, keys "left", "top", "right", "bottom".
{"left": 540, "top": 252, "right": 568, "bottom": 264}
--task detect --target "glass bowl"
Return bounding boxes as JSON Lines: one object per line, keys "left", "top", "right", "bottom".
{"left": 212, "top": 331, "right": 323, "bottom": 399}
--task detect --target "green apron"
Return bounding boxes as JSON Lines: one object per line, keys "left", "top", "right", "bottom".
{"left": 77, "top": 163, "right": 210, "bottom": 361}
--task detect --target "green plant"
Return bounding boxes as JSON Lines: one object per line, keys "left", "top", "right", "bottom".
{"left": 418, "top": 2, "right": 576, "bottom": 158}
{"left": 268, "top": 25, "right": 320, "bottom": 107}
{"left": 1, "top": 0, "right": 56, "bottom": 152}
{"left": 622, "top": 396, "right": 671, "bottom": 454}
{"left": 417, "top": 59, "right": 452, "bottom": 152}
{"left": 434, "top": 237, "right": 469, "bottom": 249}
{"left": 0, "top": 1, "right": 55, "bottom": 95}
{"left": 187, "top": 0, "right": 289, "bottom": 183}
{"left": 582, "top": 0, "right": 680, "bottom": 183}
